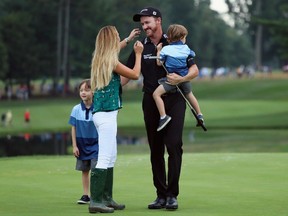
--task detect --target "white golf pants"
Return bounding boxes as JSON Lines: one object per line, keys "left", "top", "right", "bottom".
{"left": 92, "top": 110, "right": 118, "bottom": 169}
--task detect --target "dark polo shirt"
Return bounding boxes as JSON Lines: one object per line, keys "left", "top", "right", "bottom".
{"left": 126, "top": 34, "right": 169, "bottom": 94}
{"left": 126, "top": 34, "right": 196, "bottom": 94}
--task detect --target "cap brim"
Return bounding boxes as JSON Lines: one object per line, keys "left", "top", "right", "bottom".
{"left": 133, "top": 14, "right": 142, "bottom": 22}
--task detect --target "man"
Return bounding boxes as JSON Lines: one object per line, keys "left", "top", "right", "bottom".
{"left": 125, "top": 7, "right": 199, "bottom": 210}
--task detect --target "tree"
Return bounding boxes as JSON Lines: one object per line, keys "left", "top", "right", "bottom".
{"left": 253, "top": 1, "right": 288, "bottom": 64}
{"left": 0, "top": 0, "right": 261, "bottom": 93}
{"left": 0, "top": 35, "right": 8, "bottom": 80}
{"left": 225, "top": 0, "right": 288, "bottom": 69}
{"left": 0, "top": 0, "right": 58, "bottom": 95}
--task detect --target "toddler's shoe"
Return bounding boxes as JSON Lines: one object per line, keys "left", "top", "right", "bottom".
{"left": 196, "top": 114, "right": 204, "bottom": 127}
{"left": 77, "top": 195, "right": 90, "bottom": 204}
{"left": 157, "top": 115, "right": 172, "bottom": 131}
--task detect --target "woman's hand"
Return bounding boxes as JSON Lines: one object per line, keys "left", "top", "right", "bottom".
{"left": 127, "top": 28, "right": 141, "bottom": 42}
{"left": 134, "top": 41, "right": 143, "bottom": 54}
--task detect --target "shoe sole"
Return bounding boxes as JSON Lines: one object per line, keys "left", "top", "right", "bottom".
{"left": 89, "top": 207, "right": 114, "bottom": 213}
{"left": 77, "top": 201, "right": 89, "bottom": 204}
{"left": 157, "top": 117, "right": 172, "bottom": 131}
{"left": 166, "top": 206, "right": 178, "bottom": 211}
{"left": 148, "top": 205, "right": 166, "bottom": 209}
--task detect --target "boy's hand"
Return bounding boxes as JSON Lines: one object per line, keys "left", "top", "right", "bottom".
{"left": 73, "top": 146, "right": 80, "bottom": 157}
{"left": 157, "top": 43, "right": 163, "bottom": 52}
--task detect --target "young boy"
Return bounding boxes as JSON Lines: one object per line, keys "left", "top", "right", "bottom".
{"left": 153, "top": 24, "right": 204, "bottom": 131}
{"left": 68, "top": 79, "right": 98, "bottom": 204}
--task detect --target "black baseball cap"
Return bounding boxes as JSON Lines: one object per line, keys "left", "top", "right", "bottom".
{"left": 133, "top": 7, "right": 162, "bottom": 22}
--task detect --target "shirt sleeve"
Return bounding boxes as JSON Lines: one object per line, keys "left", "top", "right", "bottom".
{"left": 68, "top": 106, "right": 77, "bottom": 126}
{"left": 159, "top": 50, "right": 166, "bottom": 62}
{"left": 187, "top": 49, "right": 196, "bottom": 67}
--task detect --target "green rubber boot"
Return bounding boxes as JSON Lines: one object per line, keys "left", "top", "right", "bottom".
{"left": 103, "top": 167, "right": 125, "bottom": 210}
{"left": 89, "top": 168, "right": 114, "bottom": 213}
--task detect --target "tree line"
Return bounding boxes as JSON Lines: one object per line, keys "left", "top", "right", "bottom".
{"left": 0, "top": 0, "right": 287, "bottom": 96}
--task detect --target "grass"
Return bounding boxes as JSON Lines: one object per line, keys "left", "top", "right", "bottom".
{"left": 0, "top": 75, "right": 287, "bottom": 153}
{"left": 0, "top": 75, "right": 288, "bottom": 215}
{"left": 1, "top": 76, "right": 287, "bottom": 134}
{"left": 0, "top": 99, "right": 287, "bottom": 135}
{"left": 0, "top": 153, "right": 287, "bottom": 216}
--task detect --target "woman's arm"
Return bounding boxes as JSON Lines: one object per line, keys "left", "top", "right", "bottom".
{"left": 121, "top": 76, "right": 130, "bottom": 86}
{"left": 120, "top": 28, "right": 141, "bottom": 49}
{"left": 115, "top": 41, "right": 143, "bottom": 80}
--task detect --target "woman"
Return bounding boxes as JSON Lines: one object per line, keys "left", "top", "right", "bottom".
{"left": 89, "top": 25, "right": 143, "bottom": 213}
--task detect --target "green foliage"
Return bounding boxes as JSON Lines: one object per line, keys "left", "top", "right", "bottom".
{"left": 0, "top": 0, "right": 255, "bottom": 85}
{"left": 0, "top": 35, "right": 8, "bottom": 79}
{"left": 226, "top": 0, "right": 288, "bottom": 67}
{"left": 0, "top": 0, "right": 58, "bottom": 83}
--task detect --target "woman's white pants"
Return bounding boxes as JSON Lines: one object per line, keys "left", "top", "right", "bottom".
{"left": 92, "top": 110, "right": 118, "bottom": 169}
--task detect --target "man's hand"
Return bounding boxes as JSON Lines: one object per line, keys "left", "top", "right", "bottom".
{"left": 167, "top": 64, "right": 199, "bottom": 85}
{"left": 166, "top": 73, "right": 184, "bottom": 85}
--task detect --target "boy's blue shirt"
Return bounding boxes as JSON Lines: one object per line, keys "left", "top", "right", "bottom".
{"left": 159, "top": 41, "right": 196, "bottom": 76}
{"left": 68, "top": 101, "right": 98, "bottom": 160}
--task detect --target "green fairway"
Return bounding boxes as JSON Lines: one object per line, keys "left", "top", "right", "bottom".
{"left": 1, "top": 76, "right": 287, "bottom": 154}
{"left": 0, "top": 153, "right": 287, "bottom": 216}
{"left": 1, "top": 77, "right": 287, "bottom": 134}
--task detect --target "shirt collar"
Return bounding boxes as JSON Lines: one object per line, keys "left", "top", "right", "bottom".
{"left": 170, "top": 41, "right": 184, "bottom": 45}
{"left": 144, "top": 33, "right": 168, "bottom": 45}
{"left": 80, "top": 101, "right": 93, "bottom": 111}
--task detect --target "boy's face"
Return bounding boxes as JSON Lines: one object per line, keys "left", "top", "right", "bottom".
{"left": 79, "top": 83, "right": 92, "bottom": 102}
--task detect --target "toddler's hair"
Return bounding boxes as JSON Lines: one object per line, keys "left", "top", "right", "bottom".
{"left": 167, "top": 24, "right": 188, "bottom": 43}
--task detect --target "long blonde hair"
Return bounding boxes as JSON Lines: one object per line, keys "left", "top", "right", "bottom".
{"left": 91, "top": 26, "right": 120, "bottom": 91}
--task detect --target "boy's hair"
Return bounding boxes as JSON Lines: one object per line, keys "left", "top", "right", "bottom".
{"left": 78, "top": 79, "right": 91, "bottom": 90}
{"left": 167, "top": 24, "right": 188, "bottom": 43}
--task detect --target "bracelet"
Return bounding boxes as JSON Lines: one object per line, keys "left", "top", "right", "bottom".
{"left": 125, "top": 38, "right": 130, "bottom": 44}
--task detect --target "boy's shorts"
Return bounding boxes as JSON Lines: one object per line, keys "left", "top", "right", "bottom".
{"left": 75, "top": 158, "right": 97, "bottom": 171}
{"left": 158, "top": 78, "right": 191, "bottom": 95}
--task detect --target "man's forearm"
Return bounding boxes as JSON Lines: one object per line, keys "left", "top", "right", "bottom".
{"left": 183, "top": 64, "right": 199, "bottom": 82}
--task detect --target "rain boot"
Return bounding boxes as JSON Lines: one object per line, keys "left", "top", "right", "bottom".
{"left": 89, "top": 168, "right": 114, "bottom": 213}
{"left": 103, "top": 167, "right": 125, "bottom": 210}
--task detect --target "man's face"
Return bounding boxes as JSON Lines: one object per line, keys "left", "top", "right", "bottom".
{"left": 140, "top": 16, "right": 160, "bottom": 37}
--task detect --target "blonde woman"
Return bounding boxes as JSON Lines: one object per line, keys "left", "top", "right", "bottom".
{"left": 89, "top": 25, "right": 143, "bottom": 214}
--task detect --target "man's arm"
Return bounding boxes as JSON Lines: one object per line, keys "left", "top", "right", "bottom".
{"left": 167, "top": 64, "right": 199, "bottom": 85}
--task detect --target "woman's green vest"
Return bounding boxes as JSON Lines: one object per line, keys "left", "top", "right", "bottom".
{"left": 92, "top": 72, "right": 122, "bottom": 113}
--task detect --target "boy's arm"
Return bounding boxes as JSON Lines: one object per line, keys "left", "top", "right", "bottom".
{"left": 156, "top": 43, "right": 163, "bottom": 66}
{"left": 71, "top": 126, "right": 79, "bottom": 157}
{"left": 120, "top": 28, "right": 141, "bottom": 49}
